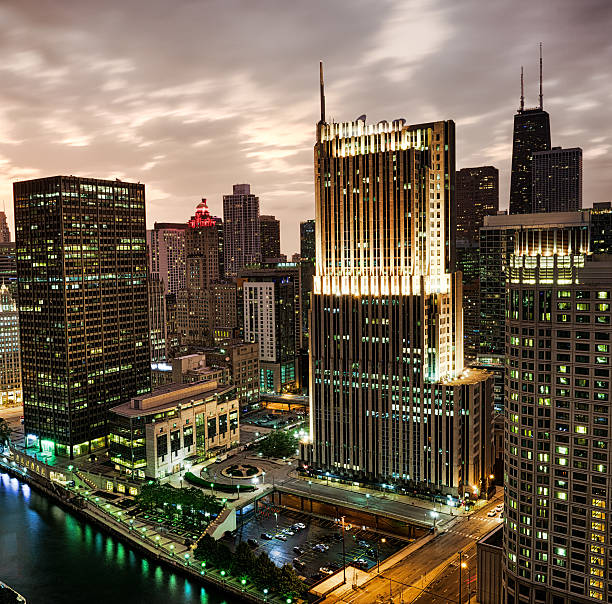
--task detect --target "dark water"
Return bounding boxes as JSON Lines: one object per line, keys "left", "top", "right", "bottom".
{"left": 0, "top": 472, "right": 229, "bottom": 604}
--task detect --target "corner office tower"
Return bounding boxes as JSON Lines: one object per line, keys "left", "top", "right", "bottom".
{"left": 14, "top": 176, "right": 152, "bottom": 458}
{"left": 306, "top": 65, "right": 494, "bottom": 498}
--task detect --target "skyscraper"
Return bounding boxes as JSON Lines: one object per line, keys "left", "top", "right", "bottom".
{"left": 509, "top": 50, "right": 551, "bottom": 215}
{"left": 503, "top": 228, "right": 611, "bottom": 604}
{"left": 176, "top": 200, "right": 224, "bottom": 345}
{"left": 0, "top": 242, "right": 17, "bottom": 298}
{"left": 0, "top": 284, "right": 21, "bottom": 407}
{"left": 300, "top": 219, "right": 316, "bottom": 262}
{"left": 0, "top": 211, "right": 10, "bottom": 243}
{"left": 147, "top": 222, "right": 187, "bottom": 295}
{"left": 307, "top": 67, "right": 493, "bottom": 497}
{"left": 456, "top": 166, "right": 499, "bottom": 244}
{"left": 14, "top": 176, "right": 151, "bottom": 458}
{"left": 532, "top": 147, "right": 582, "bottom": 213}
{"left": 149, "top": 275, "right": 167, "bottom": 363}
{"left": 223, "top": 184, "right": 261, "bottom": 276}
{"left": 259, "top": 214, "right": 281, "bottom": 260}
{"left": 590, "top": 202, "right": 612, "bottom": 255}
{"left": 241, "top": 263, "right": 301, "bottom": 394}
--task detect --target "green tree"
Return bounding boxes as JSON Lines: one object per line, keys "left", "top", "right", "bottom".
{"left": 231, "top": 541, "right": 256, "bottom": 577}
{"left": 257, "top": 430, "right": 298, "bottom": 459}
{"left": 0, "top": 418, "right": 11, "bottom": 448}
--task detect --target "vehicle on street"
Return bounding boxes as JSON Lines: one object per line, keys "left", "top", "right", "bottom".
{"left": 487, "top": 511, "right": 497, "bottom": 517}
{"left": 293, "top": 546, "right": 304, "bottom": 555}
{"left": 247, "top": 539, "right": 258, "bottom": 548}
{"left": 350, "top": 559, "right": 368, "bottom": 570}
{"left": 261, "top": 533, "right": 274, "bottom": 540}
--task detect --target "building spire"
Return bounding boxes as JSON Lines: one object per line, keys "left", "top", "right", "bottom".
{"left": 539, "top": 42, "right": 543, "bottom": 109}
{"left": 319, "top": 61, "right": 326, "bottom": 123}
{"left": 520, "top": 66, "right": 524, "bottom": 112}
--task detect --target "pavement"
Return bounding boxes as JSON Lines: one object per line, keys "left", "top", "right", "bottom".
{"left": 320, "top": 491, "right": 503, "bottom": 604}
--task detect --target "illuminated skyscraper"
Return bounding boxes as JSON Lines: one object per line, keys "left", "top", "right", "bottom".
{"left": 14, "top": 176, "right": 151, "bottom": 457}
{"left": 307, "top": 66, "right": 493, "bottom": 497}
{"left": 147, "top": 222, "right": 187, "bottom": 295}
{"left": 0, "top": 284, "right": 21, "bottom": 407}
{"left": 503, "top": 227, "right": 611, "bottom": 604}
{"left": 0, "top": 211, "right": 10, "bottom": 243}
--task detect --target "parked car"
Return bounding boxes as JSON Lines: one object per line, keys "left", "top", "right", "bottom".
{"left": 275, "top": 533, "right": 287, "bottom": 541}
{"left": 292, "top": 558, "right": 306, "bottom": 570}
{"left": 295, "top": 522, "right": 306, "bottom": 529}
{"left": 283, "top": 529, "right": 295, "bottom": 536}
{"left": 293, "top": 546, "right": 304, "bottom": 555}
{"left": 487, "top": 511, "right": 497, "bottom": 517}
{"left": 350, "top": 559, "right": 368, "bottom": 570}
{"left": 247, "top": 539, "right": 259, "bottom": 548}
{"left": 319, "top": 567, "right": 334, "bottom": 576}
{"left": 261, "top": 533, "right": 274, "bottom": 540}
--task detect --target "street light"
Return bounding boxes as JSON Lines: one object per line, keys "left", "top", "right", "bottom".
{"left": 366, "top": 493, "right": 370, "bottom": 509}
{"left": 430, "top": 510, "right": 439, "bottom": 530}
{"left": 340, "top": 516, "right": 346, "bottom": 585}
{"left": 377, "top": 537, "right": 386, "bottom": 574}
{"left": 274, "top": 512, "right": 278, "bottom": 533}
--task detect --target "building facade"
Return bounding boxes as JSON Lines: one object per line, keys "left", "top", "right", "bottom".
{"left": 0, "top": 284, "right": 21, "bottom": 406}
{"left": 503, "top": 239, "right": 611, "bottom": 602}
{"left": 589, "top": 202, "right": 612, "bottom": 255}
{"left": 307, "top": 107, "right": 493, "bottom": 496}
{"left": 223, "top": 184, "right": 261, "bottom": 276}
{"left": 14, "top": 176, "right": 151, "bottom": 457}
{"left": 109, "top": 381, "right": 239, "bottom": 479}
{"left": 260, "top": 214, "right": 281, "bottom": 260}
{"left": 147, "top": 222, "right": 187, "bottom": 295}
{"left": 149, "top": 275, "right": 167, "bottom": 363}
{"left": 456, "top": 166, "right": 499, "bottom": 244}
{"left": 533, "top": 147, "right": 582, "bottom": 213}
{"left": 242, "top": 264, "right": 301, "bottom": 394}
{"left": 0, "top": 242, "right": 17, "bottom": 299}
{"left": 300, "top": 219, "right": 316, "bottom": 262}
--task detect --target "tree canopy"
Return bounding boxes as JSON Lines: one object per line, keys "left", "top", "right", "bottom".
{"left": 257, "top": 430, "right": 298, "bottom": 459}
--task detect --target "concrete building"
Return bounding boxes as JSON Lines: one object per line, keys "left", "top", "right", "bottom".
{"left": 147, "top": 222, "right": 187, "bottom": 295}
{"left": 259, "top": 214, "right": 281, "bottom": 261}
{"left": 241, "top": 263, "right": 301, "bottom": 395}
{"left": 0, "top": 242, "right": 17, "bottom": 299}
{"left": 109, "top": 381, "right": 239, "bottom": 479}
{"left": 533, "top": 147, "right": 582, "bottom": 213}
{"left": 223, "top": 184, "right": 261, "bottom": 276}
{"left": 206, "top": 342, "right": 260, "bottom": 411}
{"left": 590, "top": 202, "right": 612, "bottom": 255}
{"left": 478, "top": 525, "right": 503, "bottom": 604}
{"left": 306, "top": 75, "right": 493, "bottom": 497}
{"left": 504, "top": 233, "right": 611, "bottom": 602}
{"left": 170, "top": 353, "right": 230, "bottom": 386}
{"left": 14, "top": 176, "right": 151, "bottom": 458}
{"left": 0, "top": 284, "right": 21, "bottom": 406}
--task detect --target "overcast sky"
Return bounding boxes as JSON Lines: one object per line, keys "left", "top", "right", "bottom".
{"left": 1, "top": 0, "right": 611, "bottom": 254}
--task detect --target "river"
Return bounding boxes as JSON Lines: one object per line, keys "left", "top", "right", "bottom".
{"left": 0, "top": 471, "right": 229, "bottom": 604}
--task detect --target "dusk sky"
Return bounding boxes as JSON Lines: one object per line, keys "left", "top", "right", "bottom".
{"left": 1, "top": 0, "right": 611, "bottom": 254}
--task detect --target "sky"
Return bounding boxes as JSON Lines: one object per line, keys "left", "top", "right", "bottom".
{"left": 1, "top": 0, "right": 611, "bottom": 255}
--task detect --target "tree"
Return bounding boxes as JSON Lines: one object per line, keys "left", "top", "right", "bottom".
{"left": 231, "top": 541, "right": 256, "bottom": 577}
{"left": 257, "top": 430, "right": 298, "bottom": 459}
{"left": 0, "top": 418, "right": 11, "bottom": 448}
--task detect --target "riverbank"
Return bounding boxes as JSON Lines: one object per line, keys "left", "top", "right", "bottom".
{"left": 0, "top": 580, "right": 26, "bottom": 603}
{"left": 0, "top": 456, "right": 293, "bottom": 604}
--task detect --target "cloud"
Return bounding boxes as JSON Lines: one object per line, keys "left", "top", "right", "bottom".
{"left": 1, "top": 0, "right": 612, "bottom": 249}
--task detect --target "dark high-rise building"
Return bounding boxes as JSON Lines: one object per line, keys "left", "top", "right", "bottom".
{"left": 300, "top": 219, "right": 316, "bottom": 262}
{"left": 14, "top": 176, "right": 151, "bottom": 457}
{"left": 149, "top": 275, "right": 167, "bottom": 363}
{"left": 223, "top": 184, "right": 261, "bottom": 276}
{"left": 456, "top": 167, "right": 499, "bottom": 244}
{"left": 307, "top": 67, "right": 493, "bottom": 497}
{"left": 590, "top": 202, "right": 612, "bottom": 254}
{"left": 509, "top": 55, "right": 551, "bottom": 215}
{"left": 503, "top": 232, "right": 610, "bottom": 604}
{"left": 457, "top": 239, "right": 480, "bottom": 362}
{"left": 259, "top": 214, "right": 281, "bottom": 260}
{"left": 533, "top": 147, "right": 582, "bottom": 213}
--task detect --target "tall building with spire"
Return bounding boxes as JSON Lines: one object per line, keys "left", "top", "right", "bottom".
{"left": 509, "top": 45, "right": 551, "bottom": 215}
{"left": 0, "top": 211, "right": 10, "bottom": 243}
{"left": 306, "top": 64, "right": 494, "bottom": 498}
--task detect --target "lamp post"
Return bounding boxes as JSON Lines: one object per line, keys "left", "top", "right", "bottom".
{"left": 365, "top": 493, "right": 370, "bottom": 509}
{"left": 377, "top": 537, "right": 386, "bottom": 574}
{"left": 430, "top": 510, "right": 439, "bottom": 530}
{"left": 340, "top": 515, "right": 346, "bottom": 584}
{"left": 274, "top": 512, "right": 278, "bottom": 533}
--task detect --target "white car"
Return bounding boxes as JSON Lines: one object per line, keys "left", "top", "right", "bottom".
{"left": 487, "top": 511, "right": 497, "bottom": 517}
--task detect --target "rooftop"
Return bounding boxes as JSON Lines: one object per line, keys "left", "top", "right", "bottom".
{"left": 110, "top": 380, "right": 234, "bottom": 418}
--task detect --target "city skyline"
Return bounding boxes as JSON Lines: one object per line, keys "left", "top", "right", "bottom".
{"left": 1, "top": 1, "right": 612, "bottom": 254}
